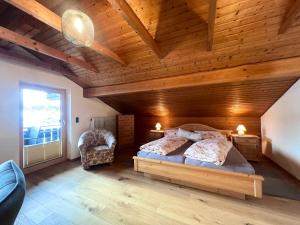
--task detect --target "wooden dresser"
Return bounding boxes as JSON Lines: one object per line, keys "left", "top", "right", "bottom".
{"left": 149, "top": 130, "right": 164, "bottom": 141}
{"left": 232, "top": 134, "right": 262, "bottom": 161}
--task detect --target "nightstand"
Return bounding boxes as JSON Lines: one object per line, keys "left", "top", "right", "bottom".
{"left": 231, "top": 134, "right": 262, "bottom": 161}
{"left": 149, "top": 130, "right": 164, "bottom": 141}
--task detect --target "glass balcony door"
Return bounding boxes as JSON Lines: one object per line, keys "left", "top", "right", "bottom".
{"left": 20, "top": 84, "right": 66, "bottom": 169}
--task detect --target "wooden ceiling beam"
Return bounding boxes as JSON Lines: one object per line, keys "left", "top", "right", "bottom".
{"left": 107, "top": 0, "right": 162, "bottom": 58}
{"left": 84, "top": 56, "right": 300, "bottom": 97}
{"left": 208, "top": 0, "right": 217, "bottom": 50}
{"left": 0, "top": 26, "right": 98, "bottom": 72}
{"left": 279, "top": 0, "right": 300, "bottom": 34}
{"left": 4, "top": 0, "right": 126, "bottom": 65}
{"left": 0, "top": 8, "right": 44, "bottom": 61}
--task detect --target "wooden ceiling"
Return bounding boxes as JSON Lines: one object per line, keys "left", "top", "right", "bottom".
{"left": 0, "top": 0, "right": 300, "bottom": 86}
{"left": 1, "top": 0, "right": 300, "bottom": 117}
{"left": 100, "top": 78, "right": 297, "bottom": 117}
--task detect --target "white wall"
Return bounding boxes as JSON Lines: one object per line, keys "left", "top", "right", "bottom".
{"left": 261, "top": 80, "right": 300, "bottom": 180}
{"left": 0, "top": 58, "right": 119, "bottom": 165}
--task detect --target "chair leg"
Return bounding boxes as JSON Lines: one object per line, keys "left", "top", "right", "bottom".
{"left": 83, "top": 164, "right": 90, "bottom": 170}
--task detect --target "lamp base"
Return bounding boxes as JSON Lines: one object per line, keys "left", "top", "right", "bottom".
{"left": 237, "top": 131, "right": 245, "bottom": 136}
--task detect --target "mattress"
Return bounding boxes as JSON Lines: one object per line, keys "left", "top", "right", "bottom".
{"left": 137, "top": 141, "right": 192, "bottom": 164}
{"left": 184, "top": 146, "right": 255, "bottom": 174}
{"left": 137, "top": 144, "right": 255, "bottom": 174}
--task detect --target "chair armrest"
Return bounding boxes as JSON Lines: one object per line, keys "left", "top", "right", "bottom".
{"left": 104, "top": 132, "right": 116, "bottom": 149}
{"left": 78, "top": 130, "right": 94, "bottom": 153}
{"left": 110, "top": 142, "right": 116, "bottom": 150}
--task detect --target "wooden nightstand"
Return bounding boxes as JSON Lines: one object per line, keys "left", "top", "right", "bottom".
{"left": 149, "top": 130, "right": 164, "bottom": 141}
{"left": 231, "top": 134, "right": 262, "bottom": 161}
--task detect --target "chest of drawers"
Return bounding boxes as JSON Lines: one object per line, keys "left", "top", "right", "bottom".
{"left": 232, "top": 134, "right": 262, "bottom": 161}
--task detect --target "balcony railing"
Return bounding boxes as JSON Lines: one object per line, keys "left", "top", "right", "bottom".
{"left": 23, "top": 125, "right": 61, "bottom": 146}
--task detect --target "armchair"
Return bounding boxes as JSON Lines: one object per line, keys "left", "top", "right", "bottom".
{"left": 78, "top": 129, "right": 116, "bottom": 169}
{"left": 0, "top": 160, "right": 26, "bottom": 225}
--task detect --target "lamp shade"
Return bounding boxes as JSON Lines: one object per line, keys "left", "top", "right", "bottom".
{"left": 155, "top": 122, "right": 162, "bottom": 131}
{"left": 62, "top": 10, "right": 94, "bottom": 47}
{"left": 236, "top": 124, "right": 246, "bottom": 135}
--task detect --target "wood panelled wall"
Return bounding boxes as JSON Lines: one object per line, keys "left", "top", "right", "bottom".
{"left": 135, "top": 116, "right": 261, "bottom": 143}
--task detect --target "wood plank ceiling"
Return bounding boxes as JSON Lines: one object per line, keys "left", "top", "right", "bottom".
{"left": 100, "top": 78, "right": 297, "bottom": 117}
{"left": 0, "top": 0, "right": 299, "bottom": 118}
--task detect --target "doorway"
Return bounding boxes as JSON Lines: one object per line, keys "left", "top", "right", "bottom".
{"left": 20, "top": 83, "right": 67, "bottom": 172}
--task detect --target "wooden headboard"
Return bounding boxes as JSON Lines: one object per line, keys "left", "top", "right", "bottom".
{"left": 177, "top": 123, "right": 232, "bottom": 137}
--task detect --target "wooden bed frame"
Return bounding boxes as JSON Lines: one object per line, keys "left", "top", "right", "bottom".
{"left": 133, "top": 124, "right": 264, "bottom": 199}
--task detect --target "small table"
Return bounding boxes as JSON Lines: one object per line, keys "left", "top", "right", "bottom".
{"left": 149, "top": 130, "right": 164, "bottom": 141}
{"left": 231, "top": 134, "right": 262, "bottom": 161}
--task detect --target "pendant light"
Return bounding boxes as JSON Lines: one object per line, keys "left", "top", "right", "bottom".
{"left": 62, "top": 9, "right": 94, "bottom": 47}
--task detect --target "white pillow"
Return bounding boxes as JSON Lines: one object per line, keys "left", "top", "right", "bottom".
{"left": 195, "top": 131, "right": 226, "bottom": 140}
{"left": 164, "top": 128, "right": 178, "bottom": 138}
{"left": 176, "top": 128, "right": 202, "bottom": 142}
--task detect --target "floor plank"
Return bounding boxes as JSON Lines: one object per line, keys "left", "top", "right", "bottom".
{"left": 16, "top": 155, "right": 300, "bottom": 225}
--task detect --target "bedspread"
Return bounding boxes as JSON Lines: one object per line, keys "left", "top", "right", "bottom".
{"left": 140, "top": 136, "right": 188, "bottom": 155}
{"left": 184, "top": 138, "right": 232, "bottom": 165}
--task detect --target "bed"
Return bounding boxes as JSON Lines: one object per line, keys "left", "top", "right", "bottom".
{"left": 133, "top": 124, "right": 264, "bottom": 199}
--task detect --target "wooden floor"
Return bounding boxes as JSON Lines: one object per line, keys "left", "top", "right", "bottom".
{"left": 16, "top": 154, "right": 300, "bottom": 225}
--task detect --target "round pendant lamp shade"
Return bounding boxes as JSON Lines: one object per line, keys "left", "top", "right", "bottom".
{"left": 62, "top": 10, "right": 94, "bottom": 47}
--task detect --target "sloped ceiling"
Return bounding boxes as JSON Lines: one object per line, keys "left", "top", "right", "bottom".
{"left": 100, "top": 78, "right": 297, "bottom": 117}
{"left": 0, "top": 0, "right": 299, "bottom": 87}
{"left": 0, "top": 0, "right": 299, "bottom": 118}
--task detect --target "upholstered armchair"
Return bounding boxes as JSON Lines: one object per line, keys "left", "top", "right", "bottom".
{"left": 78, "top": 129, "right": 116, "bottom": 169}
{"left": 0, "top": 160, "right": 26, "bottom": 225}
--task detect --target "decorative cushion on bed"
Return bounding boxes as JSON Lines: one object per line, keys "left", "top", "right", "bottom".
{"left": 184, "top": 138, "right": 233, "bottom": 165}
{"left": 140, "top": 136, "right": 188, "bottom": 155}
{"left": 164, "top": 128, "right": 178, "bottom": 138}
{"left": 176, "top": 128, "right": 202, "bottom": 142}
{"left": 195, "top": 131, "right": 226, "bottom": 140}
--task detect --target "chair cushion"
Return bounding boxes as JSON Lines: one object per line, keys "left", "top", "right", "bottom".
{"left": 91, "top": 145, "right": 110, "bottom": 151}
{"left": 85, "top": 147, "right": 114, "bottom": 166}
{"left": 0, "top": 160, "right": 26, "bottom": 225}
